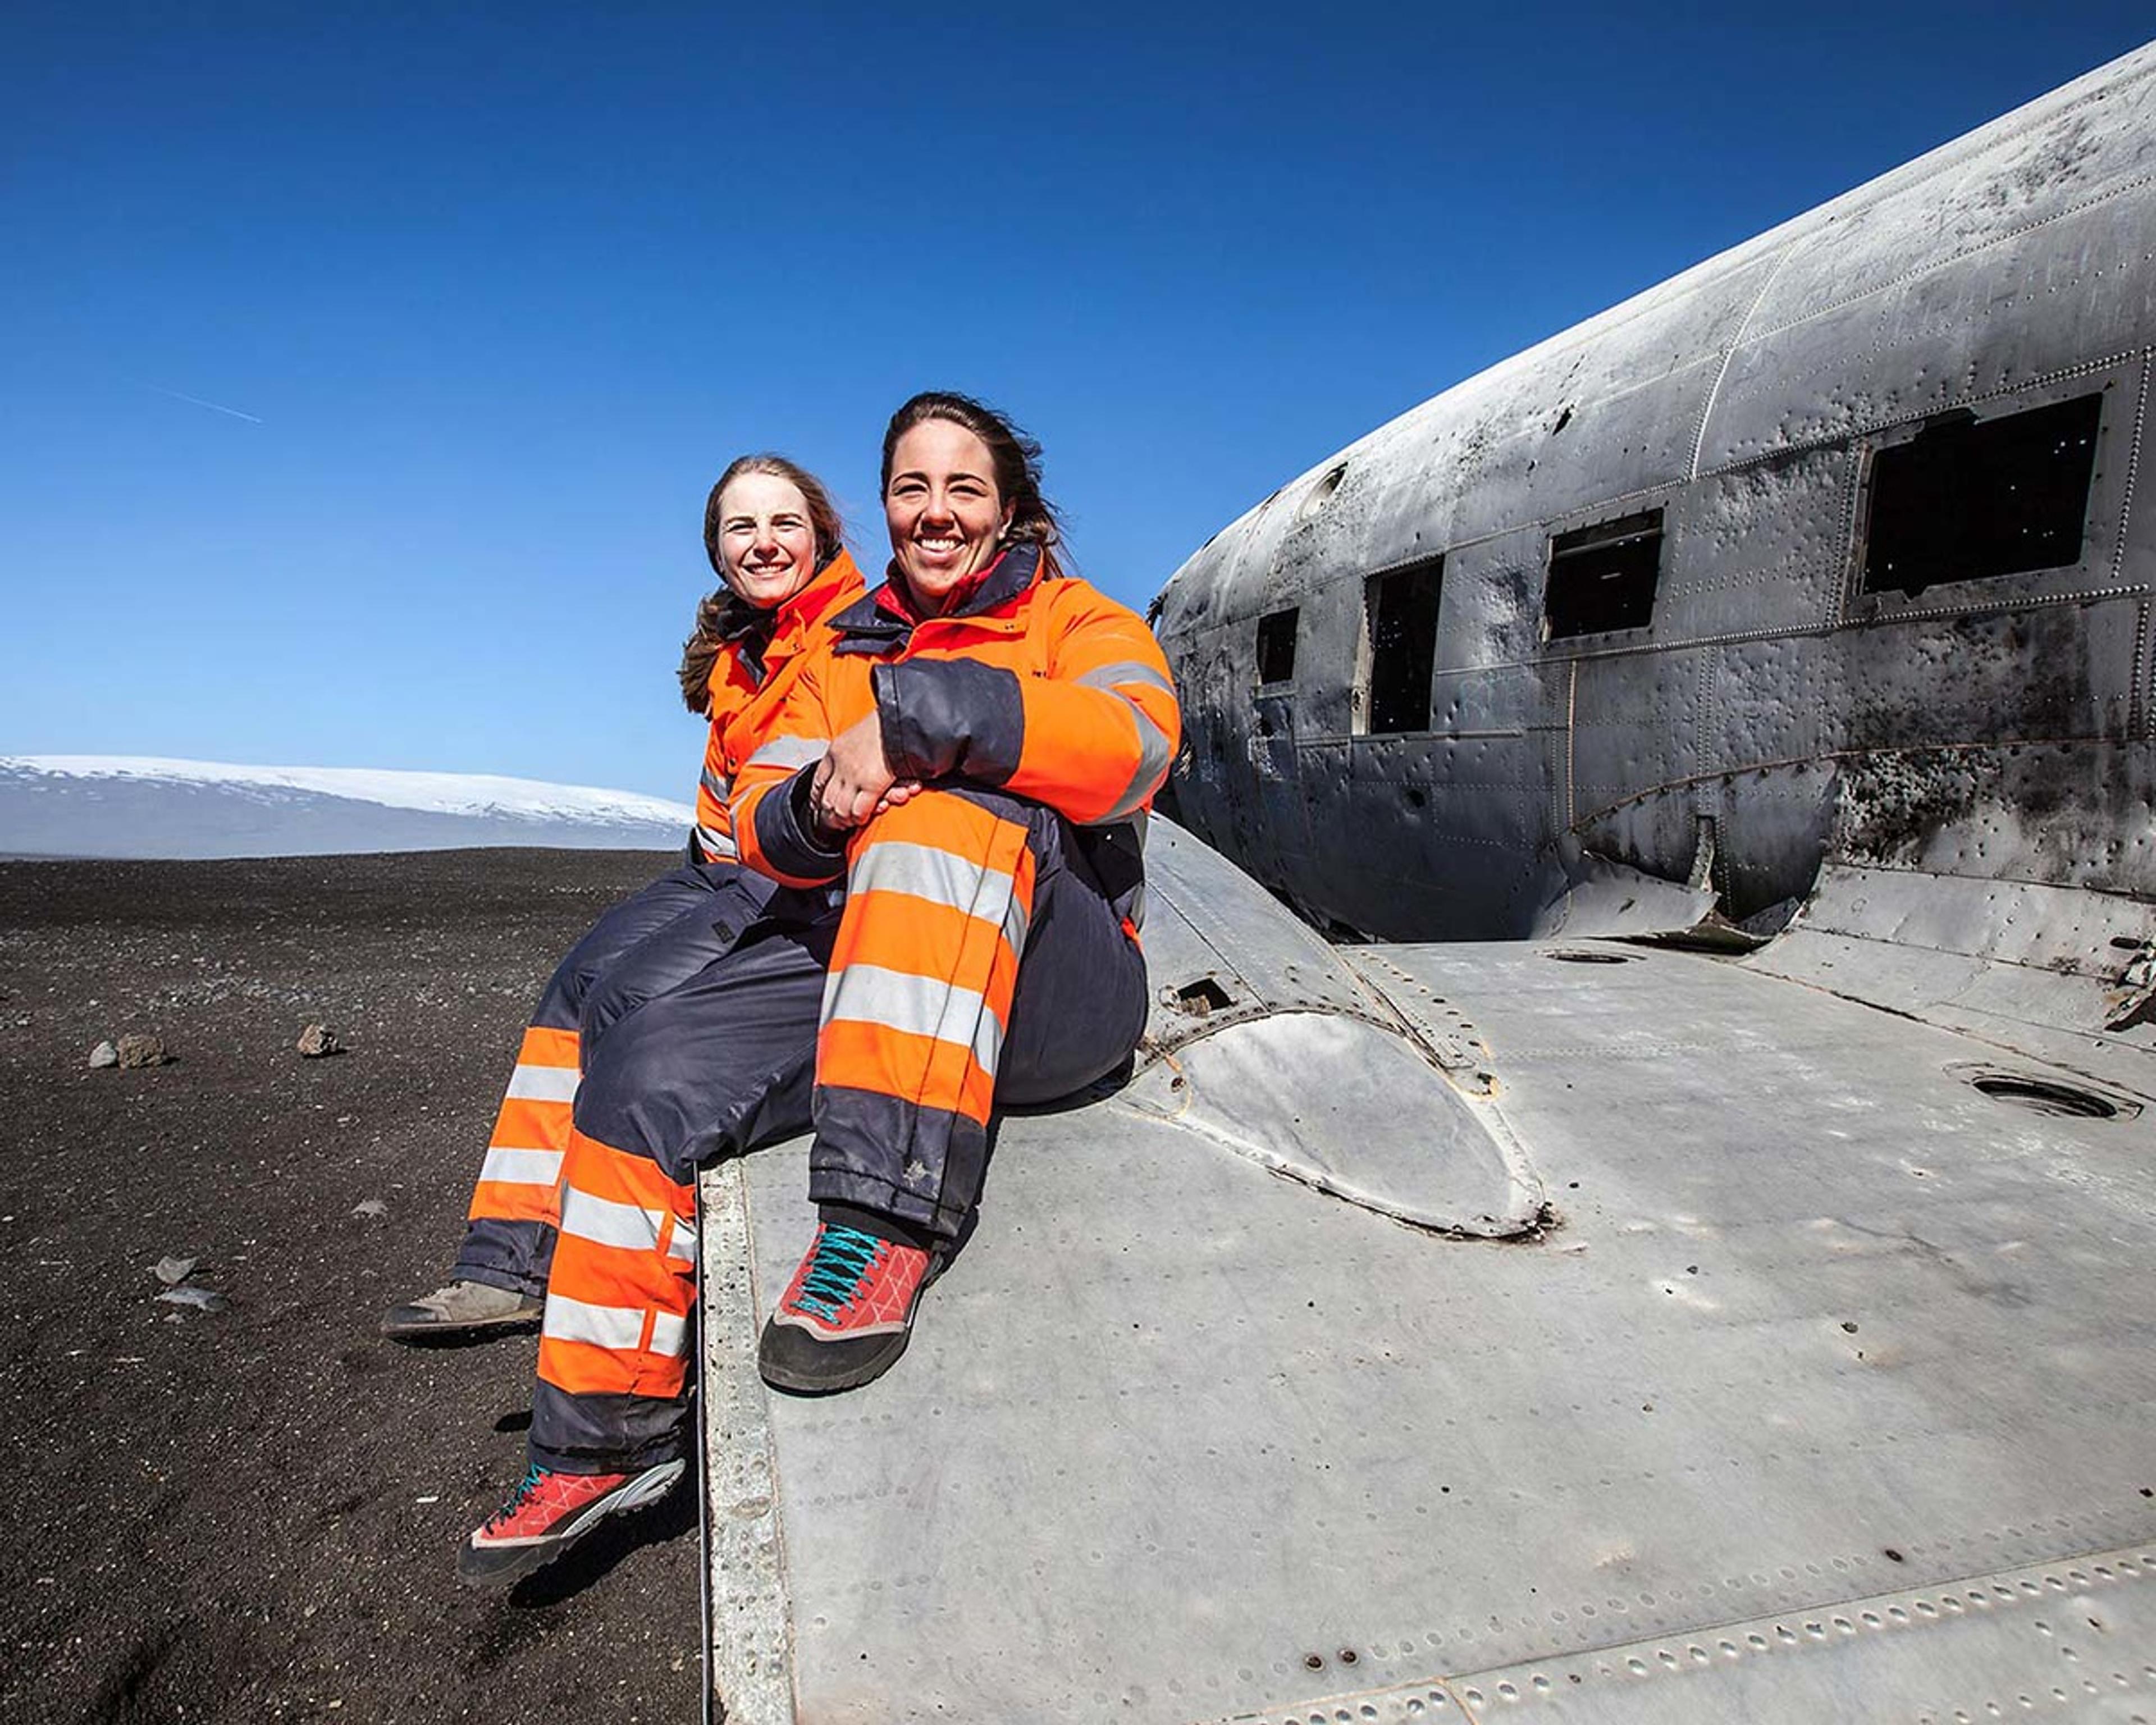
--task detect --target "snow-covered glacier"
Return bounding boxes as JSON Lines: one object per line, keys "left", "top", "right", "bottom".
{"left": 0, "top": 755, "right": 696, "bottom": 858}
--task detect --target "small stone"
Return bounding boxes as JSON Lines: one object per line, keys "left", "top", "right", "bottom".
{"left": 115, "top": 1034, "right": 170, "bottom": 1069}
{"left": 154, "top": 1256, "right": 198, "bottom": 1286}
{"left": 89, "top": 1041, "right": 120, "bottom": 1069}
{"left": 351, "top": 1198, "right": 389, "bottom": 1222}
{"left": 296, "top": 1023, "right": 342, "bottom": 1058}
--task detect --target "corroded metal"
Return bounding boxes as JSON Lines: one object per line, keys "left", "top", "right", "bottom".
{"left": 1155, "top": 43, "right": 2156, "bottom": 955}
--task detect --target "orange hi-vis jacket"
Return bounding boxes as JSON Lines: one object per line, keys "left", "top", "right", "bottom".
{"left": 689, "top": 551, "right": 867, "bottom": 861}
{"left": 729, "top": 542, "right": 1180, "bottom": 917}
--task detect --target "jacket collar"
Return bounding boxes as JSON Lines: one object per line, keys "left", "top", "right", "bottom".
{"left": 830, "top": 542, "right": 1043, "bottom": 655}
{"left": 717, "top": 550, "right": 865, "bottom": 684}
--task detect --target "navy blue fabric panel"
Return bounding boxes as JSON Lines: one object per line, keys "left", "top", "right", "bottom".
{"left": 873, "top": 658, "right": 1026, "bottom": 787}
{"left": 752, "top": 764, "right": 849, "bottom": 883}
{"left": 529, "top": 860, "right": 753, "bottom": 1034}
{"left": 809, "top": 1085, "right": 988, "bottom": 1242}
{"left": 578, "top": 868, "right": 776, "bottom": 1048}
{"left": 569, "top": 911, "right": 837, "bottom": 1185}
{"left": 529, "top": 1379, "right": 689, "bottom": 1475}
{"left": 453, "top": 1218, "right": 554, "bottom": 1298}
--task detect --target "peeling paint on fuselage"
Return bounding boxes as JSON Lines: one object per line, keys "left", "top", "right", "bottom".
{"left": 1155, "top": 43, "right": 2156, "bottom": 945}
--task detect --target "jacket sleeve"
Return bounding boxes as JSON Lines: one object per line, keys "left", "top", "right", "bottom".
{"left": 871, "top": 582, "right": 1180, "bottom": 825}
{"left": 689, "top": 652, "right": 758, "bottom": 863}
{"left": 728, "top": 657, "right": 849, "bottom": 888}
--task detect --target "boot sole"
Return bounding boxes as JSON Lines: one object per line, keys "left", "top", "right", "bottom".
{"left": 380, "top": 1304, "right": 543, "bottom": 1343}
{"left": 757, "top": 1325, "right": 912, "bottom": 1395}
{"left": 456, "top": 1459, "right": 684, "bottom": 1590}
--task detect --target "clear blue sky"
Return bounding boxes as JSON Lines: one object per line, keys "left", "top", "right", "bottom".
{"left": 3, "top": 3, "right": 2149, "bottom": 800}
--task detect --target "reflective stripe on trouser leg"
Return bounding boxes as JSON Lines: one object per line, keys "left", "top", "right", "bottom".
{"left": 464, "top": 1025, "right": 580, "bottom": 1229}
{"left": 811, "top": 790, "right": 1038, "bottom": 1239}
{"left": 530, "top": 1125, "right": 698, "bottom": 1473}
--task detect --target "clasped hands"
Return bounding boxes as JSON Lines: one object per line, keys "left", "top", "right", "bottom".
{"left": 807, "top": 711, "right": 921, "bottom": 840}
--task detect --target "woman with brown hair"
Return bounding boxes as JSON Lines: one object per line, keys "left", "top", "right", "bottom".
{"left": 460, "top": 392, "right": 1177, "bottom": 1587}
{"left": 381, "top": 454, "right": 865, "bottom": 1342}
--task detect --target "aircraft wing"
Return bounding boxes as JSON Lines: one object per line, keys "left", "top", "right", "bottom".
{"left": 698, "top": 820, "right": 2156, "bottom": 1723}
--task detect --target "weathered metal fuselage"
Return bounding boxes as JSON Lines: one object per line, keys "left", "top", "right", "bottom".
{"left": 1154, "top": 45, "right": 2156, "bottom": 942}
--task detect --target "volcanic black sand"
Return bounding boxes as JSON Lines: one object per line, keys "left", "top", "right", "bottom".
{"left": 0, "top": 850, "right": 702, "bottom": 1723}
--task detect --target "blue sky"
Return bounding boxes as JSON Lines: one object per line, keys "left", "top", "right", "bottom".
{"left": 3, "top": 3, "right": 2149, "bottom": 800}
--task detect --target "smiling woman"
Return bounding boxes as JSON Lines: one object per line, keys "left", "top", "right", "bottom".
{"left": 447, "top": 396, "right": 1180, "bottom": 1591}
{"left": 879, "top": 389, "right": 1067, "bottom": 605}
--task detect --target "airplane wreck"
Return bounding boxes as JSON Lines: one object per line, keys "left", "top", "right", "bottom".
{"left": 697, "top": 41, "right": 2156, "bottom": 1722}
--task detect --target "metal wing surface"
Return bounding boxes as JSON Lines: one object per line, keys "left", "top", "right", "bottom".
{"left": 699, "top": 821, "right": 2156, "bottom": 1723}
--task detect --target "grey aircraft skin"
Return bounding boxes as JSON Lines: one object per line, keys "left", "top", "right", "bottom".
{"left": 697, "top": 43, "right": 2156, "bottom": 1724}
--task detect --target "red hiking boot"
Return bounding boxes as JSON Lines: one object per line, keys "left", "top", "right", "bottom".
{"left": 456, "top": 1459, "right": 683, "bottom": 1589}
{"left": 758, "top": 1220, "right": 933, "bottom": 1394}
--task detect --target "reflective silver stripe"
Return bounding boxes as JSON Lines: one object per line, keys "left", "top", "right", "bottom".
{"left": 744, "top": 736, "right": 828, "bottom": 772}
{"left": 1075, "top": 659, "right": 1177, "bottom": 699}
{"left": 849, "top": 838, "right": 1030, "bottom": 958}
{"left": 822, "top": 962, "right": 1004, "bottom": 1074}
{"left": 697, "top": 823, "right": 739, "bottom": 861}
{"left": 560, "top": 1185, "right": 665, "bottom": 1253}
{"left": 664, "top": 1217, "right": 698, "bottom": 1264}
{"left": 505, "top": 1063, "right": 579, "bottom": 1103}
{"left": 699, "top": 765, "right": 732, "bottom": 802}
{"left": 477, "top": 1147, "right": 563, "bottom": 1187}
{"left": 650, "top": 1311, "right": 688, "bottom": 1357}
{"left": 541, "top": 1293, "right": 646, "bottom": 1352}
{"left": 1100, "top": 701, "right": 1173, "bottom": 823}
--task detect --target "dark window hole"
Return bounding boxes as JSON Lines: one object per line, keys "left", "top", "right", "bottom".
{"left": 1546, "top": 509, "right": 1661, "bottom": 638}
{"left": 1172, "top": 978, "right": 1234, "bottom": 1017}
{"left": 1543, "top": 948, "right": 1634, "bottom": 965}
{"left": 1862, "top": 392, "right": 2102, "bottom": 597}
{"left": 1362, "top": 558, "right": 1444, "bottom": 733}
{"left": 1967, "top": 1073, "right": 2118, "bottom": 1119}
{"left": 1256, "top": 607, "right": 1298, "bottom": 684}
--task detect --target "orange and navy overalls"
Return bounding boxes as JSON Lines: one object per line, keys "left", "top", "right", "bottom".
{"left": 527, "top": 541, "right": 1179, "bottom": 1473}
{"left": 447, "top": 552, "right": 865, "bottom": 1300}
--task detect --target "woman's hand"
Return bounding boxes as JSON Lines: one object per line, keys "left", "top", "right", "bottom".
{"left": 810, "top": 712, "right": 920, "bottom": 834}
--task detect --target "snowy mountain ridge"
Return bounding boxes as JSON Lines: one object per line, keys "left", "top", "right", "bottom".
{"left": 0, "top": 755, "right": 696, "bottom": 859}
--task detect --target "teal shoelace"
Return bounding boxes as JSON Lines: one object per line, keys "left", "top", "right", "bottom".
{"left": 791, "top": 1225, "right": 883, "bottom": 1322}
{"left": 486, "top": 1463, "right": 547, "bottom": 1529}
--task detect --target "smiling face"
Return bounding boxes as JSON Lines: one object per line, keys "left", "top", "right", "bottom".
{"left": 714, "top": 471, "right": 820, "bottom": 609}
{"left": 884, "top": 418, "right": 1015, "bottom": 608}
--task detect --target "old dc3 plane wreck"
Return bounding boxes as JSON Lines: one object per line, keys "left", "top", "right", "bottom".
{"left": 694, "top": 41, "right": 2156, "bottom": 1723}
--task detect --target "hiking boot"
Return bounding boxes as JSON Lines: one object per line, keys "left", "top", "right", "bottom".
{"left": 758, "top": 1220, "right": 934, "bottom": 1395}
{"left": 380, "top": 1279, "right": 542, "bottom": 1341}
{"left": 456, "top": 1459, "right": 684, "bottom": 1589}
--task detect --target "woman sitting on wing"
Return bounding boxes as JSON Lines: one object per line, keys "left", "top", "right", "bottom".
{"left": 459, "top": 391, "right": 1179, "bottom": 1587}
{"left": 381, "top": 455, "right": 864, "bottom": 1343}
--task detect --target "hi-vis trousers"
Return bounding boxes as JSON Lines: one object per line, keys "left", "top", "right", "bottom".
{"left": 453, "top": 857, "right": 775, "bottom": 1299}
{"left": 529, "top": 788, "right": 1149, "bottom": 1473}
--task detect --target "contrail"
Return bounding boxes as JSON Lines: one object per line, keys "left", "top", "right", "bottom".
{"left": 144, "top": 384, "right": 264, "bottom": 425}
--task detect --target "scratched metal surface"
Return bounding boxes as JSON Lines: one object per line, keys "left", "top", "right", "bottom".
{"left": 702, "top": 933, "right": 2156, "bottom": 1722}
{"left": 1152, "top": 42, "right": 2156, "bottom": 947}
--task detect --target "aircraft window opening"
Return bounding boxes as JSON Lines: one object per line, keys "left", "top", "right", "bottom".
{"left": 1360, "top": 557, "right": 1444, "bottom": 734}
{"left": 1545, "top": 510, "right": 1662, "bottom": 640}
{"left": 1256, "top": 608, "right": 1299, "bottom": 685}
{"left": 1860, "top": 392, "right": 2103, "bottom": 597}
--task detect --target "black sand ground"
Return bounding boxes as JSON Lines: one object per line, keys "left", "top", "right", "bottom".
{"left": 0, "top": 850, "right": 703, "bottom": 1723}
